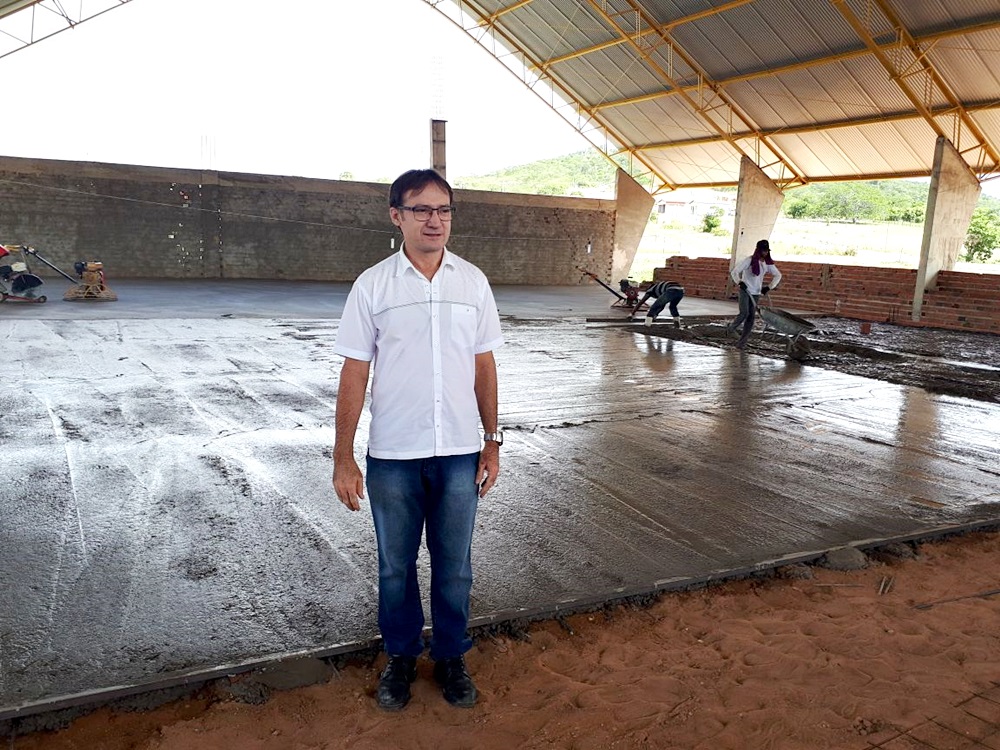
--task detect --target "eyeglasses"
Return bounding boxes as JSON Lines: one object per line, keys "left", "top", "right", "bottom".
{"left": 398, "top": 205, "right": 455, "bottom": 222}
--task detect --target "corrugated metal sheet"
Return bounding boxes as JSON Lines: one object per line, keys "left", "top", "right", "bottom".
{"left": 646, "top": 141, "right": 743, "bottom": 185}
{"left": 640, "top": 0, "right": 727, "bottom": 24}
{"left": 606, "top": 96, "right": 712, "bottom": 145}
{"left": 774, "top": 119, "right": 939, "bottom": 179}
{"left": 673, "top": 0, "right": 862, "bottom": 80}
{"left": 433, "top": 0, "right": 1000, "bottom": 190}
{"left": 630, "top": 96, "right": 720, "bottom": 141}
{"left": 585, "top": 45, "right": 669, "bottom": 102}
{"left": 892, "top": 0, "right": 1000, "bottom": 34}
{"left": 924, "top": 28, "right": 1000, "bottom": 104}
{"left": 507, "top": 1, "right": 613, "bottom": 61}
{"left": 731, "top": 54, "right": 932, "bottom": 131}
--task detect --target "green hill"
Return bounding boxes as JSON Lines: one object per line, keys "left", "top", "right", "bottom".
{"left": 453, "top": 150, "right": 617, "bottom": 196}
{"left": 453, "top": 154, "right": 998, "bottom": 261}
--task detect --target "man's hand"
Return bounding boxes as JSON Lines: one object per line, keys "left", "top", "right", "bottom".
{"left": 333, "top": 357, "right": 370, "bottom": 513}
{"left": 761, "top": 285, "right": 770, "bottom": 295}
{"left": 738, "top": 281, "right": 747, "bottom": 290}
{"left": 333, "top": 455, "right": 365, "bottom": 511}
{"left": 476, "top": 442, "right": 500, "bottom": 498}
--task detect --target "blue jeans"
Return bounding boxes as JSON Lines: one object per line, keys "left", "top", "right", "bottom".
{"left": 648, "top": 288, "right": 684, "bottom": 320}
{"left": 731, "top": 289, "right": 759, "bottom": 346}
{"left": 366, "top": 452, "right": 480, "bottom": 660}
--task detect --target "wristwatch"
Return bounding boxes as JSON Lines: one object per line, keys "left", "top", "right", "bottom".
{"left": 483, "top": 431, "right": 504, "bottom": 446}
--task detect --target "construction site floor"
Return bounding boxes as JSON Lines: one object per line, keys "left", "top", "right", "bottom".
{"left": 1, "top": 279, "right": 998, "bottom": 723}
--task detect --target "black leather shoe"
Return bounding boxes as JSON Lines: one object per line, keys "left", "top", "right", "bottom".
{"left": 433, "top": 656, "right": 478, "bottom": 708}
{"left": 376, "top": 655, "right": 417, "bottom": 711}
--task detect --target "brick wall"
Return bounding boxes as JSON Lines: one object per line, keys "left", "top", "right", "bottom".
{"left": 654, "top": 256, "right": 1000, "bottom": 334}
{"left": 0, "top": 156, "right": 616, "bottom": 285}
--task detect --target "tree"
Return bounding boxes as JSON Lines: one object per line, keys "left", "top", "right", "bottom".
{"left": 784, "top": 198, "right": 810, "bottom": 218}
{"left": 781, "top": 179, "right": 927, "bottom": 223}
{"left": 815, "top": 182, "right": 888, "bottom": 221}
{"left": 702, "top": 207, "right": 723, "bottom": 233}
{"left": 963, "top": 206, "right": 1000, "bottom": 262}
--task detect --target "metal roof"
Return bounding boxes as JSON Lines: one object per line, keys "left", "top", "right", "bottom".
{"left": 429, "top": 0, "right": 1000, "bottom": 193}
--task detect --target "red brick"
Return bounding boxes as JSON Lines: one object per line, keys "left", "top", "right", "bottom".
{"left": 655, "top": 256, "right": 1000, "bottom": 334}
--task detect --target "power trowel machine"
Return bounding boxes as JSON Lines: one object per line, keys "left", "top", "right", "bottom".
{"left": 0, "top": 244, "right": 46, "bottom": 302}
{"left": 0, "top": 244, "right": 117, "bottom": 303}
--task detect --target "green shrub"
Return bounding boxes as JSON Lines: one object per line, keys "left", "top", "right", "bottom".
{"left": 964, "top": 206, "right": 1000, "bottom": 262}
{"left": 702, "top": 207, "right": 723, "bottom": 233}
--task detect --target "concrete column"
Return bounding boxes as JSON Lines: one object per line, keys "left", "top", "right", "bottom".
{"left": 431, "top": 119, "right": 447, "bottom": 180}
{"left": 913, "top": 136, "right": 981, "bottom": 320}
{"left": 730, "top": 156, "right": 784, "bottom": 278}
{"left": 199, "top": 170, "right": 223, "bottom": 278}
{"left": 611, "top": 168, "right": 654, "bottom": 282}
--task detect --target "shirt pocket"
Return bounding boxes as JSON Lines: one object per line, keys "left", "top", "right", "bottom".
{"left": 450, "top": 303, "right": 478, "bottom": 349}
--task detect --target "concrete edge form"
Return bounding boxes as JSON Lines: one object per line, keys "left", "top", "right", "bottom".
{"left": 3, "top": 518, "right": 997, "bottom": 728}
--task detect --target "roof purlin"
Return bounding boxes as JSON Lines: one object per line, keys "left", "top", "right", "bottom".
{"left": 833, "top": 0, "right": 1000, "bottom": 180}
{"left": 584, "top": 0, "right": 807, "bottom": 189}
{"left": 634, "top": 102, "right": 1000, "bottom": 154}
{"left": 533, "top": 0, "right": 754, "bottom": 72}
{"left": 590, "top": 17, "right": 1000, "bottom": 116}
{"left": 435, "top": 0, "right": 680, "bottom": 190}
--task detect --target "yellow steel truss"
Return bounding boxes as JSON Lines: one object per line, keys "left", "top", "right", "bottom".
{"left": 591, "top": 17, "right": 1000, "bottom": 114}
{"left": 832, "top": 0, "right": 1000, "bottom": 181}
{"left": 0, "top": 0, "right": 135, "bottom": 61}
{"left": 428, "top": 0, "right": 1000, "bottom": 191}
{"left": 584, "top": 0, "right": 806, "bottom": 190}
{"left": 428, "top": 0, "right": 676, "bottom": 192}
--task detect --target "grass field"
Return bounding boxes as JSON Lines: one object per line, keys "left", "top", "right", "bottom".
{"left": 630, "top": 214, "right": 1000, "bottom": 282}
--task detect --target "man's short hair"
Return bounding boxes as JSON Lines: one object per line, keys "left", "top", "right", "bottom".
{"left": 389, "top": 169, "right": 454, "bottom": 207}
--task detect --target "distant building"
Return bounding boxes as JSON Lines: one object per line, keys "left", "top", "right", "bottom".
{"left": 654, "top": 188, "right": 735, "bottom": 223}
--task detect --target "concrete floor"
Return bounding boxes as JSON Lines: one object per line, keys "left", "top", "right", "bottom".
{"left": 1, "top": 279, "right": 998, "bottom": 720}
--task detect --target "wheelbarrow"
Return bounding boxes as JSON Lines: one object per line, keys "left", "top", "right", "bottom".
{"left": 757, "top": 299, "right": 816, "bottom": 360}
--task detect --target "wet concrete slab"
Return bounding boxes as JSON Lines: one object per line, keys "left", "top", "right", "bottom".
{"left": 1, "top": 281, "right": 998, "bottom": 719}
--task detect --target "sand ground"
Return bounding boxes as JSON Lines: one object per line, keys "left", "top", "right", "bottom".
{"left": 10, "top": 528, "right": 1000, "bottom": 750}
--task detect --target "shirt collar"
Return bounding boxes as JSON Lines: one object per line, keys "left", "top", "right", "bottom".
{"left": 394, "top": 244, "right": 454, "bottom": 277}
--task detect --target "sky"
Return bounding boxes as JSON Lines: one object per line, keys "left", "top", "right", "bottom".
{"left": 0, "top": 0, "right": 591, "bottom": 182}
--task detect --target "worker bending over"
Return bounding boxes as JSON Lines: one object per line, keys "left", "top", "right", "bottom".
{"left": 635, "top": 281, "right": 685, "bottom": 328}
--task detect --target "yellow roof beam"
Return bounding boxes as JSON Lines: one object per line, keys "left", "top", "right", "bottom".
{"left": 584, "top": 0, "right": 805, "bottom": 186}
{"left": 534, "top": 0, "right": 753, "bottom": 71}
{"left": 592, "top": 16, "right": 1000, "bottom": 113}
{"left": 429, "top": 0, "right": 676, "bottom": 192}
{"left": 832, "top": 0, "right": 1000, "bottom": 176}
{"left": 481, "top": 0, "right": 534, "bottom": 26}
{"left": 634, "top": 101, "right": 1000, "bottom": 155}
{"left": 678, "top": 168, "right": 946, "bottom": 191}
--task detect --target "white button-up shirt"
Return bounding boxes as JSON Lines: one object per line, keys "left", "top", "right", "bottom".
{"left": 731, "top": 256, "right": 782, "bottom": 295}
{"left": 334, "top": 248, "right": 504, "bottom": 460}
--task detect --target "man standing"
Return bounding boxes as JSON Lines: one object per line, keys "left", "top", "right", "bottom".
{"left": 728, "top": 239, "right": 782, "bottom": 349}
{"left": 332, "top": 169, "right": 503, "bottom": 711}
{"left": 633, "top": 280, "right": 685, "bottom": 328}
